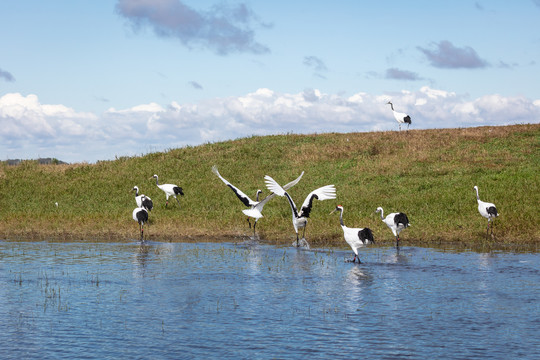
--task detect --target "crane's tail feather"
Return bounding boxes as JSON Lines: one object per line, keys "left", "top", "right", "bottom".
{"left": 264, "top": 175, "right": 286, "bottom": 196}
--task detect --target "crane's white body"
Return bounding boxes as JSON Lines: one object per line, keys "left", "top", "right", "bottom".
{"left": 265, "top": 175, "right": 336, "bottom": 245}
{"left": 331, "top": 205, "right": 374, "bottom": 263}
{"left": 387, "top": 101, "right": 411, "bottom": 130}
{"left": 151, "top": 175, "right": 183, "bottom": 207}
{"left": 473, "top": 185, "right": 499, "bottom": 236}
{"left": 132, "top": 186, "right": 153, "bottom": 211}
{"left": 376, "top": 206, "right": 410, "bottom": 247}
{"left": 212, "top": 165, "right": 304, "bottom": 234}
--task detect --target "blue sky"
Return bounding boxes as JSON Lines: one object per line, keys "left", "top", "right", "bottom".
{"left": 1, "top": 0, "right": 539, "bottom": 163}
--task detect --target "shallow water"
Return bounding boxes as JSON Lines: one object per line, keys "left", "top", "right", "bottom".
{"left": 1, "top": 240, "right": 539, "bottom": 359}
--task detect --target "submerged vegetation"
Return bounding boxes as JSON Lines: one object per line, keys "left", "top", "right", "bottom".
{"left": 0, "top": 124, "right": 538, "bottom": 250}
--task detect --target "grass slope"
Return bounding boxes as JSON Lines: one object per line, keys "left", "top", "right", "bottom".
{"left": 1, "top": 124, "right": 539, "bottom": 250}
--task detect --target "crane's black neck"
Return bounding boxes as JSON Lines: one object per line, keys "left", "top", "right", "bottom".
{"left": 284, "top": 192, "right": 299, "bottom": 218}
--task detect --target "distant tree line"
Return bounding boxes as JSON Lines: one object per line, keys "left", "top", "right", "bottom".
{"left": 2, "top": 158, "right": 68, "bottom": 165}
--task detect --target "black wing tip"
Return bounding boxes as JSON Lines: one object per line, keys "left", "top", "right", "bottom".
{"left": 136, "top": 210, "right": 149, "bottom": 223}
{"left": 359, "top": 228, "right": 375, "bottom": 244}
{"left": 395, "top": 212, "right": 410, "bottom": 226}
{"left": 487, "top": 206, "right": 498, "bottom": 217}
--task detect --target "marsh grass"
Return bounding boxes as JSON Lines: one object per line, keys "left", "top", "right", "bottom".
{"left": 0, "top": 124, "right": 538, "bottom": 249}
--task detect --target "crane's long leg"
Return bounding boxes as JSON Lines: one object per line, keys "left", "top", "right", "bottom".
{"left": 253, "top": 219, "right": 258, "bottom": 237}
{"left": 396, "top": 236, "right": 400, "bottom": 249}
{"left": 174, "top": 196, "right": 181, "bottom": 208}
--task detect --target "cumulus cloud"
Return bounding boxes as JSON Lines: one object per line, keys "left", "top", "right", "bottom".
{"left": 1, "top": 88, "right": 539, "bottom": 163}
{"left": 386, "top": 68, "right": 422, "bottom": 81}
{"left": 418, "top": 40, "right": 489, "bottom": 69}
{"left": 115, "top": 0, "right": 270, "bottom": 55}
{"left": 0, "top": 68, "right": 15, "bottom": 82}
{"left": 0, "top": 93, "right": 98, "bottom": 139}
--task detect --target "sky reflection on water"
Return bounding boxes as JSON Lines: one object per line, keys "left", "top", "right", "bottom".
{"left": 0, "top": 240, "right": 539, "bottom": 359}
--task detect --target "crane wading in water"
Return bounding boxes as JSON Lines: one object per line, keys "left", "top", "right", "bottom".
{"left": 264, "top": 174, "right": 336, "bottom": 247}
{"left": 330, "top": 205, "right": 375, "bottom": 263}
{"left": 376, "top": 207, "right": 410, "bottom": 248}
{"left": 132, "top": 207, "right": 149, "bottom": 241}
{"left": 212, "top": 165, "right": 304, "bottom": 236}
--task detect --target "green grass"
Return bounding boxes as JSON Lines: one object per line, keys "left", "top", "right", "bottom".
{"left": 1, "top": 124, "right": 539, "bottom": 250}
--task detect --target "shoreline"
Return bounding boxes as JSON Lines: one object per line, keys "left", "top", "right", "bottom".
{"left": 2, "top": 229, "right": 538, "bottom": 253}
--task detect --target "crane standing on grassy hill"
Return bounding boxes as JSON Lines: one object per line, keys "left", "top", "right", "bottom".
{"left": 387, "top": 101, "right": 412, "bottom": 130}
{"left": 151, "top": 174, "right": 184, "bottom": 208}
{"left": 132, "top": 186, "right": 153, "bottom": 212}
{"left": 473, "top": 185, "right": 499, "bottom": 238}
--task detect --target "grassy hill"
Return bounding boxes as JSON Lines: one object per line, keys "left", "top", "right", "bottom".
{"left": 1, "top": 124, "right": 538, "bottom": 250}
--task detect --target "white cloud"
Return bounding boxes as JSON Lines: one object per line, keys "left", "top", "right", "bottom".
{"left": 1, "top": 88, "right": 539, "bottom": 163}
{"left": 0, "top": 93, "right": 98, "bottom": 139}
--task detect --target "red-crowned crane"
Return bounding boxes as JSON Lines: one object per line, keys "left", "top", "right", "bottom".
{"left": 264, "top": 175, "right": 336, "bottom": 247}
{"left": 131, "top": 186, "right": 153, "bottom": 212}
{"left": 330, "top": 205, "right": 375, "bottom": 263}
{"left": 132, "top": 207, "right": 149, "bottom": 241}
{"left": 151, "top": 174, "right": 184, "bottom": 208}
{"left": 387, "top": 101, "right": 411, "bottom": 130}
{"left": 212, "top": 165, "right": 304, "bottom": 236}
{"left": 376, "top": 207, "right": 410, "bottom": 248}
{"left": 473, "top": 185, "right": 499, "bottom": 237}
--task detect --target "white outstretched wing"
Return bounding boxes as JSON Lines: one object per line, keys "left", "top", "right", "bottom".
{"left": 212, "top": 165, "right": 257, "bottom": 207}
{"left": 257, "top": 171, "right": 304, "bottom": 209}
{"left": 299, "top": 185, "right": 336, "bottom": 218}
{"left": 264, "top": 175, "right": 300, "bottom": 217}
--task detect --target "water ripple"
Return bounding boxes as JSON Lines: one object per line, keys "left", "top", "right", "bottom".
{"left": 0, "top": 241, "right": 539, "bottom": 359}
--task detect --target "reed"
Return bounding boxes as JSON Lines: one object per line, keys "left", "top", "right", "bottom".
{"left": 0, "top": 124, "right": 538, "bottom": 249}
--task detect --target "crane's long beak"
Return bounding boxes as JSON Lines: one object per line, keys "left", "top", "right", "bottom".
{"left": 329, "top": 208, "right": 337, "bottom": 215}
